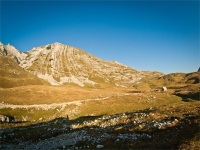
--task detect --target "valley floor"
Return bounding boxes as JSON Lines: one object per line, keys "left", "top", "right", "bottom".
{"left": 0, "top": 86, "right": 200, "bottom": 149}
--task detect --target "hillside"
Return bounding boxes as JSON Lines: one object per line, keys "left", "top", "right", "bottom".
{"left": 134, "top": 72, "right": 200, "bottom": 89}
{"left": 133, "top": 72, "right": 200, "bottom": 100}
{"left": 0, "top": 56, "right": 49, "bottom": 88}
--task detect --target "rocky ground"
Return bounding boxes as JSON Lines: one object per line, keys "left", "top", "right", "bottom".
{"left": 1, "top": 100, "right": 199, "bottom": 149}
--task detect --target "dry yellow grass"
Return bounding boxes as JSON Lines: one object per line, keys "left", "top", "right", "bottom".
{"left": 135, "top": 72, "right": 200, "bottom": 90}
{"left": 71, "top": 92, "right": 182, "bottom": 119}
{"left": 0, "top": 85, "right": 124, "bottom": 105}
{"left": 0, "top": 83, "right": 183, "bottom": 122}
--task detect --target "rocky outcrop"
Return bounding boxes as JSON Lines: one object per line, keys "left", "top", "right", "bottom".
{"left": 0, "top": 42, "right": 27, "bottom": 64}
{"left": 0, "top": 115, "right": 15, "bottom": 122}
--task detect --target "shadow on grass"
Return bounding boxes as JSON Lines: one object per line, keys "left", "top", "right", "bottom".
{"left": 173, "top": 91, "right": 200, "bottom": 101}
{"left": 0, "top": 107, "right": 199, "bottom": 149}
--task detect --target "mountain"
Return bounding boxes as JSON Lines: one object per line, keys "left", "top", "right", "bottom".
{"left": 0, "top": 42, "right": 164, "bottom": 88}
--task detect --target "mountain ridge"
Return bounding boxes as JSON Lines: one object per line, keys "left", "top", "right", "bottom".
{"left": 0, "top": 42, "right": 164, "bottom": 87}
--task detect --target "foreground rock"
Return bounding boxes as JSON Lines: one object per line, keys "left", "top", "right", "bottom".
{"left": 0, "top": 115, "right": 14, "bottom": 123}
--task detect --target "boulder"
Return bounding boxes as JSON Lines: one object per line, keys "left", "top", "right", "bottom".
{"left": 0, "top": 115, "right": 15, "bottom": 122}
{"left": 162, "top": 87, "right": 167, "bottom": 91}
{"left": 96, "top": 145, "right": 104, "bottom": 149}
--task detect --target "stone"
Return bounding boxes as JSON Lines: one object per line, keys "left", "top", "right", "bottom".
{"left": 162, "top": 87, "right": 167, "bottom": 91}
{"left": 96, "top": 145, "right": 104, "bottom": 149}
{"left": 0, "top": 115, "right": 6, "bottom": 122}
{"left": 0, "top": 115, "right": 14, "bottom": 122}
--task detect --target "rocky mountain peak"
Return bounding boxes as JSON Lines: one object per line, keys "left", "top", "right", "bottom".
{"left": 0, "top": 42, "right": 27, "bottom": 64}
{"left": 0, "top": 42, "right": 164, "bottom": 87}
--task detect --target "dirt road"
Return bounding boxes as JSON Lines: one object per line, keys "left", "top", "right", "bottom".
{"left": 0, "top": 96, "right": 110, "bottom": 110}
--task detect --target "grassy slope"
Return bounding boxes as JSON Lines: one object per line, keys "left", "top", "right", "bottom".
{"left": 134, "top": 72, "right": 200, "bottom": 90}
{"left": 0, "top": 86, "right": 182, "bottom": 121}
{"left": 0, "top": 56, "right": 49, "bottom": 88}
{"left": 0, "top": 85, "right": 117, "bottom": 105}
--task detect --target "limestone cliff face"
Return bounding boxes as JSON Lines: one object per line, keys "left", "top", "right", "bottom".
{"left": 0, "top": 42, "right": 164, "bottom": 87}
{"left": 0, "top": 42, "right": 27, "bottom": 64}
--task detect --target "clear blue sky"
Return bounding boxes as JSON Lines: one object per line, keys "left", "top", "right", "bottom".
{"left": 1, "top": 0, "right": 199, "bottom": 74}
